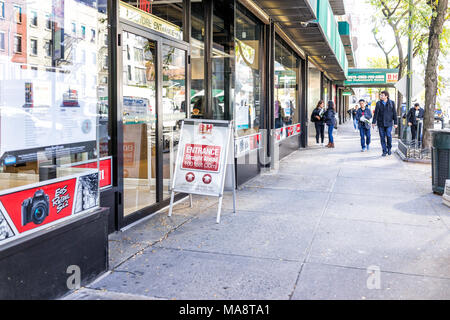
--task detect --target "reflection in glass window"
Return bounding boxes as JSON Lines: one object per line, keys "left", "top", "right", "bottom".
{"left": 0, "top": 2, "right": 4, "bottom": 19}
{"left": 308, "top": 62, "right": 322, "bottom": 139}
{"left": 14, "top": 35, "right": 22, "bottom": 53}
{"left": 235, "top": 5, "right": 261, "bottom": 136}
{"left": 212, "top": 0, "right": 234, "bottom": 121}
{"left": 14, "top": 6, "right": 22, "bottom": 23}
{"left": 162, "top": 44, "right": 186, "bottom": 199}
{"left": 190, "top": 1, "right": 205, "bottom": 118}
{"left": 0, "top": 32, "right": 5, "bottom": 51}
{"left": 274, "top": 37, "right": 298, "bottom": 129}
{"left": 0, "top": 0, "right": 110, "bottom": 191}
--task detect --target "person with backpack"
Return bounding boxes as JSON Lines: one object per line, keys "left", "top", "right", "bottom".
{"left": 324, "top": 100, "right": 336, "bottom": 148}
{"left": 372, "top": 90, "right": 398, "bottom": 156}
{"left": 311, "top": 100, "right": 325, "bottom": 146}
{"left": 356, "top": 99, "right": 372, "bottom": 152}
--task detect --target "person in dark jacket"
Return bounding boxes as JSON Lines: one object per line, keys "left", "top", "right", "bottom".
{"left": 324, "top": 100, "right": 336, "bottom": 148}
{"left": 356, "top": 99, "right": 372, "bottom": 152}
{"left": 311, "top": 100, "right": 325, "bottom": 146}
{"left": 372, "top": 90, "right": 398, "bottom": 156}
{"left": 407, "top": 102, "right": 425, "bottom": 142}
{"left": 352, "top": 107, "right": 358, "bottom": 131}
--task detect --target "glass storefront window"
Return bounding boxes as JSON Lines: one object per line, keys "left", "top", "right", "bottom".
{"left": 0, "top": 0, "right": 109, "bottom": 191}
{"left": 307, "top": 62, "right": 321, "bottom": 139}
{"left": 274, "top": 37, "right": 298, "bottom": 129}
{"left": 235, "top": 4, "right": 261, "bottom": 137}
{"left": 211, "top": 0, "right": 234, "bottom": 121}
{"left": 162, "top": 44, "right": 186, "bottom": 199}
{"left": 190, "top": 0, "right": 205, "bottom": 118}
{"left": 121, "top": 32, "right": 157, "bottom": 216}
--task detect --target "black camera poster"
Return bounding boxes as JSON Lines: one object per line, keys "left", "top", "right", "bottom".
{"left": 0, "top": 171, "right": 99, "bottom": 244}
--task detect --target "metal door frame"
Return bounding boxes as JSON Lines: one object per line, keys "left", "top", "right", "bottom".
{"left": 116, "top": 18, "right": 190, "bottom": 229}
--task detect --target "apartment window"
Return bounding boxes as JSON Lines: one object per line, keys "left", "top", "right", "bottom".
{"left": 91, "top": 29, "right": 96, "bottom": 42}
{"left": 104, "top": 33, "right": 108, "bottom": 46}
{"left": 0, "top": 32, "right": 5, "bottom": 51}
{"left": 0, "top": 2, "right": 4, "bottom": 19}
{"left": 104, "top": 55, "right": 109, "bottom": 69}
{"left": 14, "top": 35, "right": 22, "bottom": 53}
{"left": 72, "top": 23, "right": 76, "bottom": 35}
{"left": 31, "top": 11, "right": 38, "bottom": 26}
{"left": 134, "top": 47, "right": 144, "bottom": 63}
{"left": 30, "top": 39, "right": 38, "bottom": 55}
{"left": 127, "top": 65, "right": 132, "bottom": 81}
{"left": 46, "top": 14, "right": 52, "bottom": 29}
{"left": 45, "top": 41, "right": 52, "bottom": 57}
{"left": 81, "top": 26, "right": 86, "bottom": 39}
{"left": 135, "top": 67, "right": 146, "bottom": 84}
{"left": 14, "top": 6, "right": 22, "bottom": 24}
{"left": 92, "top": 52, "right": 97, "bottom": 64}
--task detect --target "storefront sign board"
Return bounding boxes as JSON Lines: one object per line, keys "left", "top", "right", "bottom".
{"left": 168, "top": 120, "right": 236, "bottom": 223}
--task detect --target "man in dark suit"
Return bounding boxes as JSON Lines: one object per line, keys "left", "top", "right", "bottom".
{"left": 372, "top": 91, "right": 398, "bottom": 156}
{"left": 407, "top": 103, "right": 425, "bottom": 142}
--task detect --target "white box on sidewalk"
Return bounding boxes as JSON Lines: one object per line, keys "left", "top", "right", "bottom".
{"left": 443, "top": 179, "right": 450, "bottom": 208}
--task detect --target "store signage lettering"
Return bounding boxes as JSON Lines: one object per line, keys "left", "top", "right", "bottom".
{"left": 344, "top": 69, "right": 399, "bottom": 86}
{"left": 120, "top": 2, "right": 182, "bottom": 40}
{"left": 182, "top": 144, "right": 221, "bottom": 172}
{"left": 52, "top": 186, "right": 70, "bottom": 214}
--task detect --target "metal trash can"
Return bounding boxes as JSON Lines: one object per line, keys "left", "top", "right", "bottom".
{"left": 431, "top": 129, "right": 450, "bottom": 194}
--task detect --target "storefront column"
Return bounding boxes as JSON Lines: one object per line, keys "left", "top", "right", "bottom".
{"left": 301, "top": 57, "right": 308, "bottom": 148}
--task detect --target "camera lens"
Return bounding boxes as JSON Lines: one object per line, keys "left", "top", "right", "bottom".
{"left": 32, "top": 205, "right": 47, "bottom": 224}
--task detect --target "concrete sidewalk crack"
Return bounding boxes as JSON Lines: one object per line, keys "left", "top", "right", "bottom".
{"left": 288, "top": 167, "right": 341, "bottom": 300}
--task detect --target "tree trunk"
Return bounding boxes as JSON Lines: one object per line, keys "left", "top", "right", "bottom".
{"left": 423, "top": 0, "right": 449, "bottom": 149}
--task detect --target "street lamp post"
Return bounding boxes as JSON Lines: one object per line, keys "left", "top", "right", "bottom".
{"left": 406, "top": 0, "right": 413, "bottom": 114}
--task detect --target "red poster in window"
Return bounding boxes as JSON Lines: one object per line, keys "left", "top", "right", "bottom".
{"left": 182, "top": 144, "right": 221, "bottom": 172}
{"left": 0, "top": 179, "right": 77, "bottom": 234}
{"left": 73, "top": 158, "right": 112, "bottom": 189}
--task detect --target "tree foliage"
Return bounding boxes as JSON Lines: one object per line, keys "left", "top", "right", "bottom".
{"left": 367, "top": 0, "right": 450, "bottom": 108}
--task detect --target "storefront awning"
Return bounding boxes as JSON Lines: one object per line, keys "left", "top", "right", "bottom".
{"left": 286, "top": 23, "right": 347, "bottom": 80}
{"left": 252, "top": 0, "right": 317, "bottom": 23}
{"left": 328, "top": 0, "right": 346, "bottom": 15}
{"left": 253, "top": 0, "right": 348, "bottom": 81}
{"left": 338, "top": 21, "right": 356, "bottom": 68}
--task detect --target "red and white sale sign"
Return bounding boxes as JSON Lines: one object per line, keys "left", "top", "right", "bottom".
{"left": 172, "top": 120, "right": 232, "bottom": 197}
{"left": 0, "top": 179, "right": 77, "bottom": 234}
{"left": 182, "top": 144, "right": 221, "bottom": 172}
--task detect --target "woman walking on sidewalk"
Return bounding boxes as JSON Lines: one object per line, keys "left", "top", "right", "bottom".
{"left": 324, "top": 100, "right": 336, "bottom": 148}
{"left": 311, "top": 100, "right": 326, "bottom": 146}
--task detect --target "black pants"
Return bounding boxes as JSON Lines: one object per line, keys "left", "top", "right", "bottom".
{"left": 315, "top": 122, "right": 325, "bottom": 143}
{"left": 411, "top": 124, "right": 418, "bottom": 141}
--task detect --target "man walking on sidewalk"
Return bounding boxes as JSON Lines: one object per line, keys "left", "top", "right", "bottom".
{"left": 372, "top": 91, "right": 398, "bottom": 157}
{"left": 356, "top": 99, "right": 372, "bottom": 152}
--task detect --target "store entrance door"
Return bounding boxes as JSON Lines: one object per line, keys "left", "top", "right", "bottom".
{"left": 118, "top": 23, "right": 189, "bottom": 228}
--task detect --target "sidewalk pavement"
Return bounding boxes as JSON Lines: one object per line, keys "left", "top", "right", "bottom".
{"left": 64, "top": 121, "right": 450, "bottom": 300}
